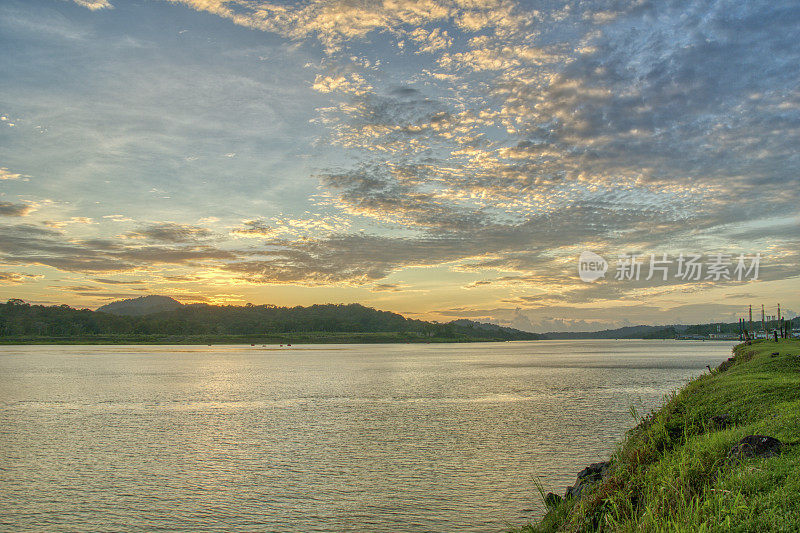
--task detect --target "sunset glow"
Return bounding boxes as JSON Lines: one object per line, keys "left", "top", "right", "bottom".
{"left": 1, "top": 0, "right": 798, "bottom": 331}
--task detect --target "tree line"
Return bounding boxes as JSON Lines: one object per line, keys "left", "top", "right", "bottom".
{"left": 0, "top": 299, "right": 540, "bottom": 341}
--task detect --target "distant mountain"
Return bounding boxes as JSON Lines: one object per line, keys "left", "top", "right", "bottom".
{"left": 450, "top": 319, "right": 542, "bottom": 339}
{"left": 2, "top": 298, "right": 538, "bottom": 342}
{"left": 543, "top": 324, "right": 688, "bottom": 339}
{"left": 96, "top": 295, "right": 182, "bottom": 316}
{"left": 543, "top": 319, "right": 800, "bottom": 339}
{"left": 4, "top": 297, "right": 794, "bottom": 343}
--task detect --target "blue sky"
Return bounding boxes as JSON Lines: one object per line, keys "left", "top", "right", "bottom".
{"left": 0, "top": 0, "right": 798, "bottom": 331}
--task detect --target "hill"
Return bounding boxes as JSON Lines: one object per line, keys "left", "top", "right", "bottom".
{"left": 543, "top": 324, "right": 676, "bottom": 339}
{"left": 96, "top": 295, "right": 182, "bottom": 316}
{"left": 0, "top": 298, "right": 541, "bottom": 344}
{"left": 451, "top": 319, "right": 542, "bottom": 337}
{"left": 544, "top": 317, "right": 799, "bottom": 339}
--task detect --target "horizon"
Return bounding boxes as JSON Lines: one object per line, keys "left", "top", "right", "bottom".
{"left": 1, "top": 0, "right": 798, "bottom": 332}
{"left": 6, "top": 293, "right": 796, "bottom": 335}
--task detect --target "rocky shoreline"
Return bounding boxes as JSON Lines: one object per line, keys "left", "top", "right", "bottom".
{"left": 515, "top": 339, "right": 799, "bottom": 532}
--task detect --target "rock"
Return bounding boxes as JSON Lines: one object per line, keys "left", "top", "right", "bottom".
{"left": 564, "top": 461, "right": 610, "bottom": 500}
{"left": 564, "top": 484, "right": 578, "bottom": 499}
{"left": 710, "top": 413, "right": 731, "bottom": 429}
{"left": 544, "top": 492, "right": 562, "bottom": 508}
{"left": 728, "top": 435, "right": 782, "bottom": 460}
{"left": 565, "top": 479, "right": 592, "bottom": 500}
{"left": 577, "top": 461, "right": 610, "bottom": 481}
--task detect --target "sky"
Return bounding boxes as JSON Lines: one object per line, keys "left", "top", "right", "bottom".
{"left": 0, "top": 0, "right": 798, "bottom": 332}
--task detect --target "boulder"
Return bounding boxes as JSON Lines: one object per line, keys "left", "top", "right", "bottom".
{"left": 728, "top": 435, "right": 782, "bottom": 460}
{"left": 544, "top": 492, "right": 562, "bottom": 508}
{"left": 577, "top": 461, "right": 610, "bottom": 481}
{"left": 564, "top": 461, "right": 610, "bottom": 500}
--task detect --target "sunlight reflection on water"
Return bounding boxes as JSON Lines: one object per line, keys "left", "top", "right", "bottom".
{"left": 0, "top": 340, "right": 735, "bottom": 532}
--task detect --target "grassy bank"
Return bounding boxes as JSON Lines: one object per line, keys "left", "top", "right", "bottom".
{"left": 0, "top": 332, "right": 505, "bottom": 345}
{"left": 515, "top": 339, "right": 800, "bottom": 532}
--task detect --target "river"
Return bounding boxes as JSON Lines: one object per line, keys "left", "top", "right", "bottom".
{"left": 0, "top": 340, "right": 735, "bottom": 532}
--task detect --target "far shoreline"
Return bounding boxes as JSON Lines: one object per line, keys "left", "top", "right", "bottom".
{"left": 0, "top": 336, "right": 743, "bottom": 346}
{"left": 0, "top": 333, "right": 509, "bottom": 346}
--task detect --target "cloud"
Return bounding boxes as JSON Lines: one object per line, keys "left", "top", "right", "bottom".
{"left": 126, "top": 222, "right": 213, "bottom": 243}
{"left": 433, "top": 301, "right": 763, "bottom": 333}
{"left": 43, "top": 217, "right": 94, "bottom": 228}
{"left": 230, "top": 219, "right": 276, "bottom": 238}
{"left": 53, "top": 0, "right": 800, "bottom": 288}
{"left": 92, "top": 277, "right": 145, "bottom": 285}
{"left": 312, "top": 73, "right": 372, "bottom": 95}
{"left": 6, "top": 0, "right": 800, "bottom": 321}
{"left": 299, "top": 0, "right": 798, "bottom": 290}
{"left": 103, "top": 215, "right": 134, "bottom": 222}
{"left": 231, "top": 215, "right": 351, "bottom": 239}
{"left": 72, "top": 0, "right": 113, "bottom": 11}
{"left": 371, "top": 282, "right": 404, "bottom": 292}
{"left": 67, "top": 289, "right": 146, "bottom": 299}
{"left": 0, "top": 202, "right": 33, "bottom": 217}
{"left": 370, "top": 282, "right": 423, "bottom": 293}
{"left": 0, "top": 168, "right": 29, "bottom": 181}
{"left": 409, "top": 27, "right": 452, "bottom": 54}
{"left": 165, "top": 0, "right": 526, "bottom": 53}
{"left": 223, "top": 233, "right": 478, "bottom": 284}
{"left": 0, "top": 271, "right": 41, "bottom": 284}
{"left": 0, "top": 223, "right": 235, "bottom": 273}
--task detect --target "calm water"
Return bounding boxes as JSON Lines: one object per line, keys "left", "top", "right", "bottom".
{"left": 0, "top": 340, "right": 735, "bottom": 532}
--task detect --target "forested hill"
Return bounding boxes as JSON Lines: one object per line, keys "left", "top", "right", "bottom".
{"left": 0, "top": 298, "right": 541, "bottom": 343}
{"left": 543, "top": 324, "right": 671, "bottom": 339}
{"left": 96, "top": 295, "right": 182, "bottom": 316}
{"left": 544, "top": 318, "right": 800, "bottom": 339}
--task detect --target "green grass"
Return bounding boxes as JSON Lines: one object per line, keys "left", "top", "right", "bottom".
{"left": 513, "top": 339, "right": 800, "bottom": 532}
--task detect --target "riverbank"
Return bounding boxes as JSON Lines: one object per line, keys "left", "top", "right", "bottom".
{"left": 515, "top": 339, "right": 800, "bottom": 532}
{"left": 0, "top": 332, "right": 507, "bottom": 345}
{"left": 0, "top": 335, "right": 743, "bottom": 345}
